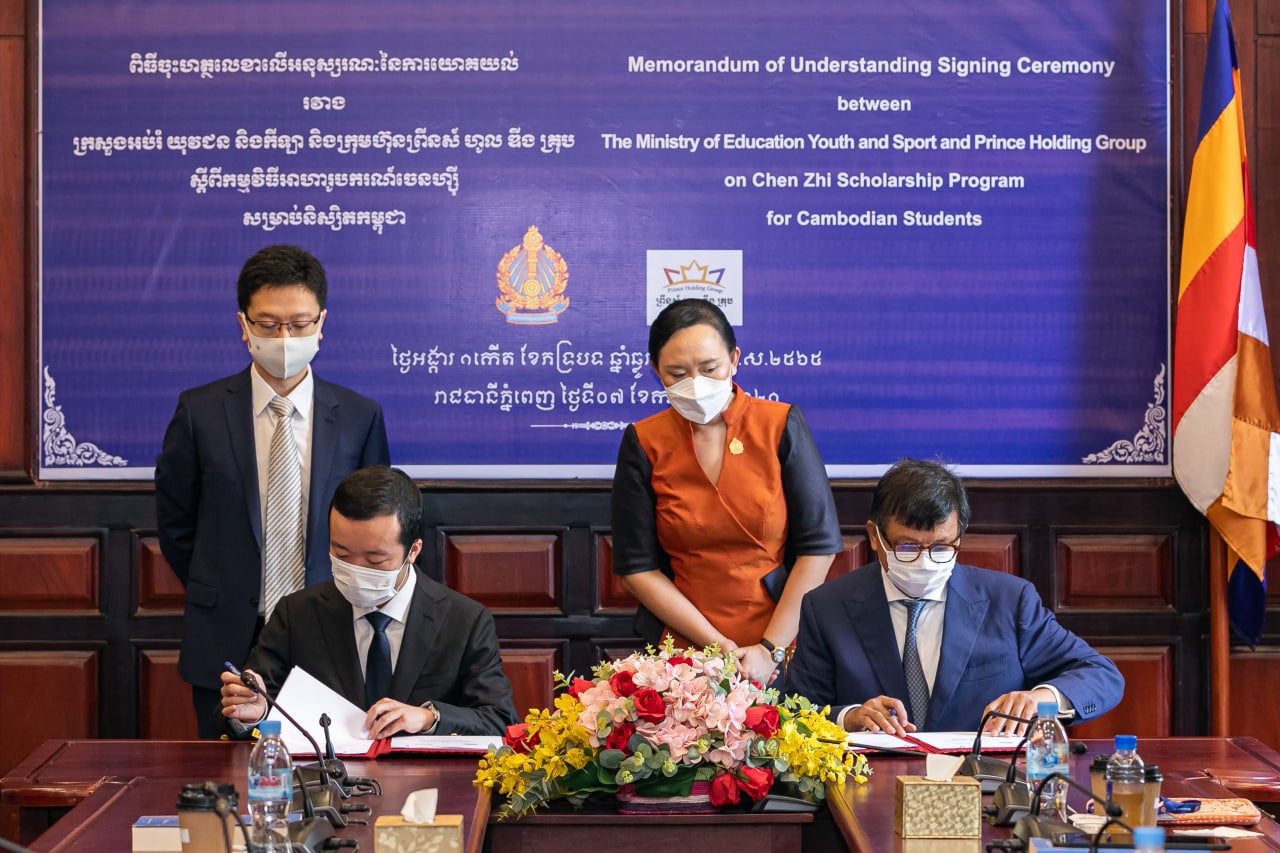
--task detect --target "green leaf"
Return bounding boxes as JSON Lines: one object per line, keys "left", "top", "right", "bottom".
{"left": 598, "top": 748, "right": 626, "bottom": 769}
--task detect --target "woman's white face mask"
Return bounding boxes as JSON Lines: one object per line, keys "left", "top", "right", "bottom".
{"left": 330, "top": 553, "right": 410, "bottom": 609}
{"left": 665, "top": 375, "right": 734, "bottom": 424}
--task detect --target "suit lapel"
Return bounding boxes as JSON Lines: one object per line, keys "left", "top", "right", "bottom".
{"left": 313, "top": 584, "right": 366, "bottom": 707}
{"left": 307, "top": 378, "right": 339, "bottom": 562}
{"left": 929, "top": 566, "right": 989, "bottom": 730}
{"left": 388, "top": 569, "right": 442, "bottom": 702}
{"left": 844, "top": 567, "right": 910, "bottom": 701}
{"left": 224, "top": 369, "right": 262, "bottom": 550}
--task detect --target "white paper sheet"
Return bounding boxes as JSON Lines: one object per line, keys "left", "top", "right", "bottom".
{"left": 844, "top": 732, "right": 917, "bottom": 751}
{"left": 389, "top": 734, "right": 504, "bottom": 753}
{"left": 265, "top": 666, "right": 374, "bottom": 757}
{"left": 910, "top": 731, "right": 1024, "bottom": 752}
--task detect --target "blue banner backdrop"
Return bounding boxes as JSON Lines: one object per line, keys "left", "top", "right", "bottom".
{"left": 39, "top": 0, "right": 1170, "bottom": 479}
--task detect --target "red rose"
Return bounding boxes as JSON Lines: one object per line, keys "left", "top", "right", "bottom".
{"left": 605, "top": 720, "right": 636, "bottom": 753}
{"left": 504, "top": 722, "right": 538, "bottom": 754}
{"left": 744, "top": 704, "right": 780, "bottom": 736}
{"left": 668, "top": 655, "right": 694, "bottom": 667}
{"left": 736, "top": 766, "right": 775, "bottom": 801}
{"left": 632, "top": 687, "right": 666, "bottom": 723}
{"left": 609, "top": 670, "right": 638, "bottom": 697}
{"left": 709, "top": 771, "right": 741, "bottom": 807}
{"left": 567, "top": 677, "right": 594, "bottom": 698}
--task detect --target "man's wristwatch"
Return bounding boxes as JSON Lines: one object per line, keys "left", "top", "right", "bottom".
{"left": 759, "top": 637, "right": 786, "bottom": 664}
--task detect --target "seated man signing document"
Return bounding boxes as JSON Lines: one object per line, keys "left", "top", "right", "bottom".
{"left": 220, "top": 465, "right": 517, "bottom": 737}
{"left": 786, "top": 458, "right": 1123, "bottom": 736}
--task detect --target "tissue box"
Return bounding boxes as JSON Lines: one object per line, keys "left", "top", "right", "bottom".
{"left": 374, "top": 815, "right": 463, "bottom": 853}
{"left": 894, "top": 775, "right": 982, "bottom": 838}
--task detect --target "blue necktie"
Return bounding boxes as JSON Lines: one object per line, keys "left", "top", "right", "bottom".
{"left": 365, "top": 611, "right": 393, "bottom": 707}
{"left": 902, "top": 599, "right": 931, "bottom": 727}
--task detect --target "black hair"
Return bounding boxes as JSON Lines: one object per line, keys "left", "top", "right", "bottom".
{"left": 869, "top": 457, "right": 971, "bottom": 533}
{"left": 647, "top": 298, "right": 737, "bottom": 365}
{"left": 330, "top": 466, "right": 423, "bottom": 552}
{"left": 236, "top": 244, "right": 328, "bottom": 313}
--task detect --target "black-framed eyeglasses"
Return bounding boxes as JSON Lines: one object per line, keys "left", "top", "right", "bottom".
{"left": 875, "top": 525, "right": 960, "bottom": 563}
{"left": 243, "top": 315, "right": 321, "bottom": 335}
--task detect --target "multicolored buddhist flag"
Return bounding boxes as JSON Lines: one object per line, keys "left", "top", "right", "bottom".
{"left": 1172, "top": 0, "right": 1278, "bottom": 648}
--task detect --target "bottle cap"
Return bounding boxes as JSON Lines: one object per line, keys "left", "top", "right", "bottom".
{"left": 1090, "top": 754, "right": 1110, "bottom": 771}
{"left": 1132, "top": 825, "right": 1164, "bottom": 844}
{"left": 1114, "top": 734, "right": 1138, "bottom": 751}
{"left": 1036, "top": 701, "right": 1059, "bottom": 718}
{"left": 1144, "top": 765, "right": 1163, "bottom": 781}
{"left": 258, "top": 720, "right": 282, "bottom": 737}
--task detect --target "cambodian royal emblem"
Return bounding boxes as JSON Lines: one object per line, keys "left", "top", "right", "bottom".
{"left": 496, "top": 225, "right": 570, "bottom": 324}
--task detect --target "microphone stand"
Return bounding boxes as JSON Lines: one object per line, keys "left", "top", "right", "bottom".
{"left": 957, "top": 709, "right": 1032, "bottom": 793}
{"left": 986, "top": 731, "right": 1033, "bottom": 825}
{"left": 1012, "top": 771, "right": 1122, "bottom": 846}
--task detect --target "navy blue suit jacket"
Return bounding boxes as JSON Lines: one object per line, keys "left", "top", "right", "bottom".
{"left": 785, "top": 563, "right": 1123, "bottom": 730}
{"left": 245, "top": 569, "right": 518, "bottom": 736}
{"left": 155, "top": 367, "right": 390, "bottom": 689}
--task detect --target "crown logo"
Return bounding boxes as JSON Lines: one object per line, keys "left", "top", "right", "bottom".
{"left": 663, "top": 261, "right": 725, "bottom": 289}
{"left": 496, "top": 225, "right": 570, "bottom": 324}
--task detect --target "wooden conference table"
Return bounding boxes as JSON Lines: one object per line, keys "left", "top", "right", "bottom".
{"left": 3, "top": 737, "right": 1280, "bottom": 852}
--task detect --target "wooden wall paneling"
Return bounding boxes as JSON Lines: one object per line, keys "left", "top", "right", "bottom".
{"left": 1055, "top": 534, "right": 1174, "bottom": 610}
{"left": 0, "top": 536, "right": 101, "bottom": 613}
{"left": 440, "top": 530, "right": 564, "bottom": 614}
{"left": 958, "top": 532, "right": 1020, "bottom": 576}
{"left": 593, "top": 532, "right": 637, "bottom": 613}
{"left": 826, "top": 533, "right": 868, "bottom": 580}
{"left": 0, "top": 25, "right": 25, "bottom": 477}
{"left": 134, "top": 534, "right": 183, "bottom": 615}
{"left": 1258, "top": 35, "right": 1280, "bottom": 387}
{"left": 1262, "top": 0, "right": 1280, "bottom": 33}
{"left": 1228, "top": 648, "right": 1280, "bottom": 750}
{"left": 1068, "top": 644, "right": 1174, "bottom": 741}
{"left": 0, "top": 650, "right": 98, "bottom": 775}
{"left": 137, "top": 647, "right": 196, "bottom": 740}
{"left": 498, "top": 641, "right": 567, "bottom": 721}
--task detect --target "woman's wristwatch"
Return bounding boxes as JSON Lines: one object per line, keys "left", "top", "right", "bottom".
{"left": 758, "top": 637, "right": 786, "bottom": 664}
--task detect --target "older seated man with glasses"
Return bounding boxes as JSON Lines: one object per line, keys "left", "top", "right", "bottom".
{"left": 785, "top": 457, "right": 1123, "bottom": 736}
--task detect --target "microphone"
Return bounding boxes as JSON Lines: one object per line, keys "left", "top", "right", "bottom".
{"left": 316, "top": 712, "right": 350, "bottom": 785}
{"left": 238, "top": 670, "right": 353, "bottom": 818}
{"left": 956, "top": 710, "right": 1032, "bottom": 793}
{"left": 1012, "top": 771, "right": 1122, "bottom": 845}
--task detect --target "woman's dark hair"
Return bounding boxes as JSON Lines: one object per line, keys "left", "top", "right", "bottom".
{"left": 869, "top": 458, "right": 971, "bottom": 533}
{"left": 647, "top": 298, "right": 737, "bottom": 364}
{"left": 236, "top": 244, "right": 328, "bottom": 312}
{"left": 330, "top": 465, "right": 423, "bottom": 551}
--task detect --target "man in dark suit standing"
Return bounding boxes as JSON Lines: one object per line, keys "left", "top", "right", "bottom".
{"left": 156, "top": 245, "right": 390, "bottom": 738}
{"left": 219, "top": 466, "right": 517, "bottom": 737}
{"left": 786, "top": 458, "right": 1123, "bottom": 736}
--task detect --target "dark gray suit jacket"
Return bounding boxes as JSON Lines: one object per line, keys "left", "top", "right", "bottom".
{"left": 786, "top": 563, "right": 1124, "bottom": 731}
{"left": 244, "top": 568, "right": 518, "bottom": 736}
{"left": 155, "top": 366, "right": 390, "bottom": 690}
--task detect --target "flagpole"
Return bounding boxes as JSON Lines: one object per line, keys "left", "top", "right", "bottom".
{"left": 1209, "top": 526, "right": 1230, "bottom": 736}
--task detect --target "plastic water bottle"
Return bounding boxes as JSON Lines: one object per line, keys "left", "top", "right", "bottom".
{"left": 247, "top": 719, "right": 293, "bottom": 851}
{"left": 1132, "top": 825, "right": 1165, "bottom": 852}
{"left": 1024, "top": 700, "right": 1070, "bottom": 821}
{"left": 1106, "top": 734, "right": 1145, "bottom": 837}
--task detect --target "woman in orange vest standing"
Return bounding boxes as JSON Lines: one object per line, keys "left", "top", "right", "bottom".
{"left": 611, "top": 299, "right": 842, "bottom": 685}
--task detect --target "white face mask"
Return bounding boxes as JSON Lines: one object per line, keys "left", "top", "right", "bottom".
{"left": 244, "top": 326, "right": 320, "bottom": 380}
{"left": 665, "top": 375, "right": 733, "bottom": 424}
{"left": 876, "top": 528, "right": 956, "bottom": 599}
{"left": 330, "top": 553, "right": 409, "bottom": 609}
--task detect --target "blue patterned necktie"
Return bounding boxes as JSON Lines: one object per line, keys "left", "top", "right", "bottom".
{"left": 902, "top": 599, "right": 931, "bottom": 727}
{"left": 365, "top": 611, "right": 393, "bottom": 707}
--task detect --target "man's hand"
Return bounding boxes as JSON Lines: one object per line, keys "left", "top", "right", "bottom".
{"left": 981, "top": 687, "right": 1056, "bottom": 736}
{"left": 220, "top": 669, "right": 267, "bottom": 723}
{"left": 365, "top": 699, "right": 437, "bottom": 739}
{"left": 736, "top": 644, "right": 780, "bottom": 686}
{"left": 845, "top": 696, "right": 915, "bottom": 737}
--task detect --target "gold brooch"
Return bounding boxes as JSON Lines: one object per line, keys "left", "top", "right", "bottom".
{"left": 728, "top": 437, "right": 744, "bottom": 455}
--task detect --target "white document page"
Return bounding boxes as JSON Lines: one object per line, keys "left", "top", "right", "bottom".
{"left": 266, "top": 666, "right": 374, "bottom": 757}
{"left": 389, "top": 734, "right": 504, "bottom": 753}
{"left": 910, "top": 731, "right": 1024, "bottom": 752}
{"left": 843, "top": 732, "right": 918, "bottom": 751}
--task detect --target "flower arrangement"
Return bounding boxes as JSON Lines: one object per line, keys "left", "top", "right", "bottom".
{"left": 474, "top": 639, "right": 870, "bottom": 818}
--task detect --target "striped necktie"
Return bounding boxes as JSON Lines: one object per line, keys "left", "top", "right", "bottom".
{"left": 262, "top": 395, "right": 304, "bottom": 618}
